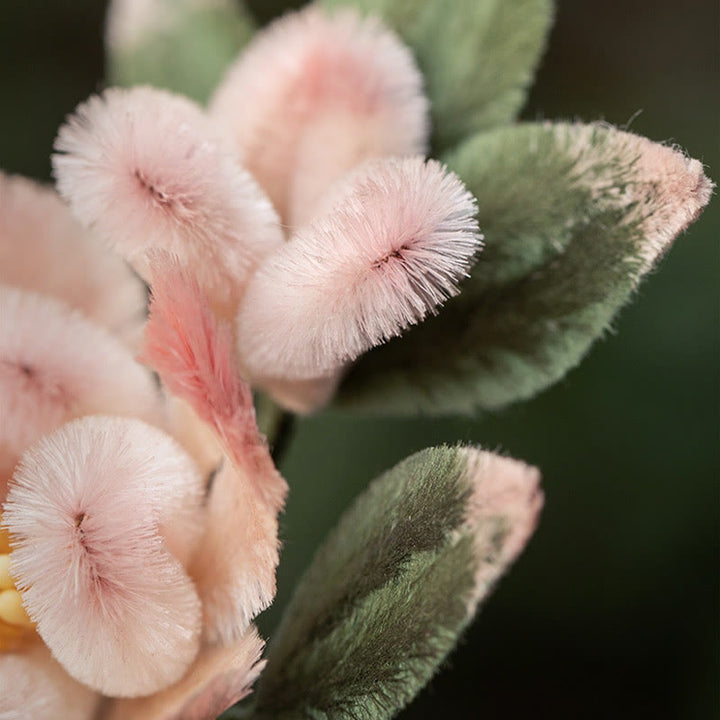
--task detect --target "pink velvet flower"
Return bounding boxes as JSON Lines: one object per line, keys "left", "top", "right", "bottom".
{"left": 209, "top": 4, "right": 430, "bottom": 229}
{"left": 0, "top": 177, "right": 287, "bottom": 718}
{"left": 54, "top": 86, "right": 283, "bottom": 320}
{"left": 54, "top": 3, "right": 484, "bottom": 414}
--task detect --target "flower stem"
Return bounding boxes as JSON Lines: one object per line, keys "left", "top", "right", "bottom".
{"left": 254, "top": 392, "right": 296, "bottom": 466}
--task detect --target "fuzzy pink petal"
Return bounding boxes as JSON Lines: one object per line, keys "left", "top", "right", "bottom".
{"left": 189, "top": 461, "right": 280, "bottom": 643}
{"left": 0, "top": 642, "right": 100, "bottom": 720}
{"left": 167, "top": 396, "right": 225, "bottom": 480}
{"left": 3, "top": 417, "right": 205, "bottom": 697}
{"left": 0, "top": 172, "right": 146, "bottom": 347}
{"left": 141, "top": 257, "right": 287, "bottom": 512}
{"left": 459, "top": 448, "right": 544, "bottom": 617}
{"left": 236, "top": 156, "right": 481, "bottom": 382}
{"left": 0, "top": 285, "right": 160, "bottom": 497}
{"left": 141, "top": 259, "right": 286, "bottom": 641}
{"left": 210, "top": 5, "right": 429, "bottom": 228}
{"left": 104, "top": 625, "right": 265, "bottom": 720}
{"left": 53, "top": 86, "right": 283, "bottom": 315}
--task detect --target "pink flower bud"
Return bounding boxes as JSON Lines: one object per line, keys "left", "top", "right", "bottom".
{"left": 210, "top": 5, "right": 429, "bottom": 228}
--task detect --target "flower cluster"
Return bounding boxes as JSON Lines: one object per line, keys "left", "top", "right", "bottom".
{"left": 0, "top": 172, "right": 286, "bottom": 716}
{"left": 0, "top": 0, "right": 712, "bottom": 717}
{"left": 54, "top": 4, "right": 482, "bottom": 413}
{"left": 1, "top": 4, "right": 484, "bottom": 717}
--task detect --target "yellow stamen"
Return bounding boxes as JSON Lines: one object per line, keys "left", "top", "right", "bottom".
{"left": 0, "top": 554, "right": 13, "bottom": 590}
{"left": 0, "top": 514, "right": 37, "bottom": 650}
{"left": 0, "top": 589, "right": 33, "bottom": 628}
{"left": 0, "top": 518, "right": 10, "bottom": 554}
{"left": 0, "top": 618, "right": 27, "bottom": 652}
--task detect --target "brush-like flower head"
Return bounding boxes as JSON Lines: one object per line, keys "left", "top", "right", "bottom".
{"left": 1, "top": 274, "right": 281, "bottom": 709}
{"left": 1, "top": 171, "right": 284, "bottom": 716}
{"left": 236, "top": 156, "right": 481, "bottom": 382}
{"left": 53, "top": 86, "right": 283, "bottom": 315}
{"left": 0, "top": 285, "right": 159, "bottom": 487}
{"left": 3, "top": 417, "right": 205, "bottom": 697}
{"left": 210, "top": 4, "right": 429, "bottom": 228}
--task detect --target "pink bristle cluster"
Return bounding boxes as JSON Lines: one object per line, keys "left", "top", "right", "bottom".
{"left": 0, "top": 285, "right": 159, "bottom": 489}
{"left": 3, "top": 417, "right": 205, "bottom": 697}
{"left": 210, "top": 5, "right": 429, "bottom": 228}
{"left": 236, "top": 156, "right": 482, "bottom": 382}
{"left": 53, "top": 86, "right": 283, "bottom": 314}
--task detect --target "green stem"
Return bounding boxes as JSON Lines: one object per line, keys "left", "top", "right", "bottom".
{"left": 254, "top": 392, "right": 296, "bottom": 466}
{"left": 219, "top": 699, "right": 255, "bottom": 719}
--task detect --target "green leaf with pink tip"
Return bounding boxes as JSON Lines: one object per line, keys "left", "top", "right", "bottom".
{"left": 252, "top": 446, "right": 541, "bottom": 719}
{"left": 337, "top": 122, "right": 713, "bottom": 414}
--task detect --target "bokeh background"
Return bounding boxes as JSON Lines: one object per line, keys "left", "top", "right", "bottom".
{"left": 0, "top": 1, "right": 716, "bottom": 717}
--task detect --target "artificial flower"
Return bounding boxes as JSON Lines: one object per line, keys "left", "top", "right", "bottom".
{"left": 0, "top": 174, "right": 287, "bottom": 718}
{"left": 54, "top": 3, "right": 483, "bottom": 414}
{"left": 1, "top": 0, "right": 712, "bottom": 715}
{"left": 54, "top": 0, "right": 712, "bottom": 421}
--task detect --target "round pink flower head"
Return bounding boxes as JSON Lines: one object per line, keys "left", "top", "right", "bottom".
{"left": 236, "top": 156, "right": 482, "bottom": 382}
{"left": 2, "top": 416, "right": 206, "bottom": 697}
{"left": 53, "top": 85, "right": 283, "bottom": 316}
{"left": 0, "top": 172, "right": 146, "bottom": 348}
{"left": 0, "top": 285, "right": 159, "bottom": 487}
{"left": 210, "top": 4, "right": 429, "bottom": 228}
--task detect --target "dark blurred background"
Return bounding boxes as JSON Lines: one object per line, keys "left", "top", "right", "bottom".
{"left": 0, "top": 1, "right": 716, "bottom": 717}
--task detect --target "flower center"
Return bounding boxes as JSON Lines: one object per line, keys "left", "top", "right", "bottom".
{"left": 0, "top": 513, "right": 36, "bottom": 651}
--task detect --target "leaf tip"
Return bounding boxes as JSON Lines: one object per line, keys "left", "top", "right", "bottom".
{"left": 458, "top": 448, "right": 543, "bottom": 616}
{"left": 562, "top": 123, "right": 714, "bottom": 274}
{"left": 629, "top": 135, "right": 714, "bottom": 271}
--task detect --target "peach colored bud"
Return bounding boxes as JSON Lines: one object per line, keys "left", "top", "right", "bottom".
{"left": 3, "top": 417, "right": 205, "bottom": 697}
{"left": 0, "top": 172, "right": 146, "bottom": 347}
{"left": 236, "top": 156, "right": 481, "bottom": 382}
{"left": 53, "top": 86, "right": 283, "bottom": 314}
{"left": 210, "top": 5, "right": 429, "bottom": 228}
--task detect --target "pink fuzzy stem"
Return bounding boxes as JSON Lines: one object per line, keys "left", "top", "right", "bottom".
{"left": 141, "top": 255, "right": 286, "bottom": 512}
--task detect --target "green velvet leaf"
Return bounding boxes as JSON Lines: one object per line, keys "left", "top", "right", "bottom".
{"left": 252, "top": 446, "right": 541, "bottom": 719}
{"left": 336, "top": 122, "right": 713, "bottom": 414}
{"left": 321, "top": 0, "right": 554, "bottom": 151}
{"left": 106, "top": 0, "right": 256, "bottom": 104}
